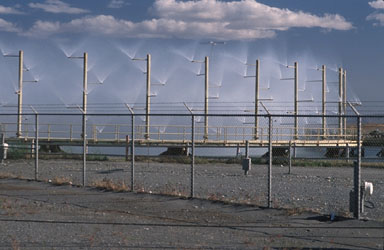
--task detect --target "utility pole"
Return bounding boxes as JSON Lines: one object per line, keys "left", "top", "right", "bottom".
{"left": 4, "top": 50, "right": 38, "bottom": 138}
{"left": 17, "top": 50, "right": 23, "bottom": 138}
{"left": 204, "top": 56, "right": 209, "bottom": 140}
{"left": 254, "top": 59, "right": 260, "bottom": 140}
{"left": 82, "top": 52, "right": 88, "bottom": 115}
{"left": 281, "top": 62, "right": 299, "bottom": 139}
{"left": 146, "top": 54, "right": 151, "bottom": 139}
{"left": 294, "top": 62, "right": 298, "bottom": 139}
{"left": 339, "top": 67, "right": 343, "bottom": 137}
{"left": 322, "top": 65, "right": 327, "bottom": 138}
{"left": 192, "top": 56, "right": 210, "bottom": 140}
{"left": 132, "top": 54, "right": 152, "bottom": 139}
{"left": 343, "top": 69, "right": 347, "bottom": 136}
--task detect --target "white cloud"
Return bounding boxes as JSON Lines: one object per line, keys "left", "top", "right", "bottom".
{"left": 367, "top": 12, "right": 384, "bottom": 26}
{"left": 25, "top": 20, "right": 61, "bottom": 36}
{"left": 153, "top": 0, "right": 353, "bottom": 30}
{"left": 0, "top": 5, "right": 23, "bottom": 14}
{"left": 108, "top": 0, "right": 129, "bottom": 9}
{"left": 368, "top": 1, "right": 384, "bottom": 26}
{"left": 369, "top": 0, "right": 384, "bottom": 9}
{"left": 28, "top": 0, "right": 89, "bottom": 14}
{"left": 24, "top": 0, "right": 353, "bottom": 40}
{"left": 0, "top": 18, "right": 20, "bottom": 32}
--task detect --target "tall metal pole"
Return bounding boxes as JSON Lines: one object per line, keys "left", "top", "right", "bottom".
{"left": 322, "top": 65, "right": 327, "bottom": 138}
{"left": 204, "top": 56, "right": 209, "bottom": 140}
{"left": 294, "top": 62, "right": 298, "bottom": 139}
{"left": 82, "top": 52, "right": 88, "bottom": 187}
{"left": 145, "top": 54, "right": 151, "bottom": 139}
{"left": 254, "top": 59, "right": 260, "bottom": 140}
{"left": 17, "top": 50, "right": 23, "bottom": 138}
{"left": 354, "top": 116, "right": 361, "bottom": 219}
{"left": 131, "top": 114, "right": 135, "bottom": 191}
{"left": 190, "top": 115, "right": 195, "bottom": 198}
{"left": 35, "top": 114, "right": 39, "bottom": 180}
{"left": 82, "top": 112, "right": 87, "bottom": 187}
{"left": 339, "top": 67, "right": 343, "bottom": 137}
{"left": 83, "top": 52, "right": 88, "bottom": 114}
{"left": 268, "top": 115, "right": 273, "bottom": 208}
{"left": 343, "top": 70, "right": 347, "bottom": 136}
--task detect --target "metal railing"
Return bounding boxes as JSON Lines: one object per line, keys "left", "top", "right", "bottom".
{"left": 0, "top": 121, "right": 360, "bottom": 143}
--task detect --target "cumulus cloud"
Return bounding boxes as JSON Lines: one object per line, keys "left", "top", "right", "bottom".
{"left": 368, "top": 0, "right": 384, "bottom": 26}
{"left": 367, "top": 12, "right": 384, "bottom": 26}
{"left": 0, "top": 5, "right": 23, "bottom": 14}
{"left": 153, "top": 0, "right": 353, "bottom": 30}
{"left": 24, "top": 0, "right": 353, "bottom": 40}
{"left": 369, "top": 0, "right": 384, "bottom": 9}
{"left": 0, "top": 18, "right": 21, "bottom": 32}
{"left": 28, "top": 0, "right": 89, "bottom": 14}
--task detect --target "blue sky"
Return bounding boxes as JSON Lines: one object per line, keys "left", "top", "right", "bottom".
{"left": 0, "top": 0, "right": 383, "bottom": 111}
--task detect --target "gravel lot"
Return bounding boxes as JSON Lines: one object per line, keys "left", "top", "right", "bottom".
{"left": 0, "top": 178, "right": 383, "bottom": 249}
{"left": 1, "top": 158, "right": 384, "bottom": 221}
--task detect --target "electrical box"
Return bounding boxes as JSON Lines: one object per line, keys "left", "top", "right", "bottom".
{"left": 349, "top": 182, "right": 374, "bottom": 214}
{"left": 242, "top": 158, "right": 251, "bottom": 175}
{"left": 0, "top": 142, "right": 8, "bottom": 163}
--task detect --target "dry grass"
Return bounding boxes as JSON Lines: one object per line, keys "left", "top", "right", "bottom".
{"left": 0, "top": 172, "right": 17, "bottom": 179}
{"left": 91, "top": 178, "right": 129, "bottom": 192}
{"left": 10, "top": 237, "right": 20, "bottom": 250}
{"left": 282, "top": 206, "right": 323, "bottom": 216}
{"left": 50, "top": 177, "right": 73, "bottom": 186}
{"left": 0, "top": 172, "right": 24, "bottom": 180}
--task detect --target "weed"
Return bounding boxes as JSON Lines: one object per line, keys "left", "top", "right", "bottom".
{"left": 51, "top": 177, "right": 73, "bottom": 186}
{"left": 91, "top": 178, "right": 129, "bottom": 192}
{"left": 10, "top": 237, "right": 19, "bottom": 250}
{"left": 0, "top": 172, "right": 18, "bottom": 179}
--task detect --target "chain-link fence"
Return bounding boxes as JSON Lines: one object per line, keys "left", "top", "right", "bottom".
{"left": 0, "top": 113, "right": 383, "bottom": 220}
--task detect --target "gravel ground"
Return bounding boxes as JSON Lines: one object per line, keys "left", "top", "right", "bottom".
{"left": 0, "top": 178, "right": 383, "bottom": 249}
{"left": 1, "top": 158, "right": 384, "bottom": 221}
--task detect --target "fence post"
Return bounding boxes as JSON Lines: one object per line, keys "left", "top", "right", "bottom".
{"left": 83, "top": 113, "right": 87, "bottom": 187}
{"left": 131, "top": 114, "right": 135, "bottom": 192}
{"left": 125, "top": 135, "right": 129, "bottom": 161}
{"left": 288, "top": 140, "right": 292, "bottom": 175}
{"left": 268, "top": 115, "right": 273, "bottom": 208}
{"left": 190, "top": 114, "right": 195, "bottom": 198}
{"left": 82, "top": 113, "right": 87, "bottom": 187}
{"left": 354, "top": 116, "right": 362, "bottom": 219}
{"left": 35, "top": 114, "right": 39, "bottom": 180}
{"left": 70, "top": 124, "right": 73, "bottom": 142}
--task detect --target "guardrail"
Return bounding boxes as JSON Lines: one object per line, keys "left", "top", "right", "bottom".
{"left": 0, "top": 121, "right": 359, "bottom": 143}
